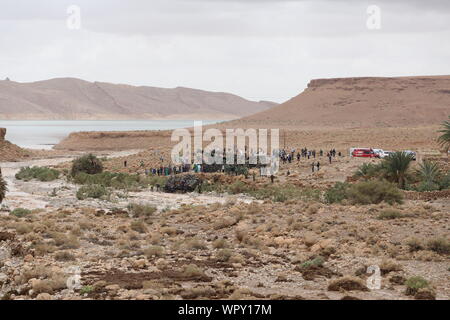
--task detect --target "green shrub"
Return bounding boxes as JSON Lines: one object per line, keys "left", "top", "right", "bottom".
{"left": 378, "top": 209, "right": 403, "bottom": 220}
{"left": 76, "top": 185, "right": 109, "bottom": 200}
{"left": 74, "top": 171, "right": 142, "bottom": 190}
{"left": 15, "top": 166, "right": 60, "bottom": 182}
{"left": 438, "top": 173, "right": 450, "bottom": 190}
{"left": 11, "top": 208, "right": 32, "bottom": 217}
{"left": 71, "top": 154, "right": 103, "bottom": 177}
{"left": 324, "top": 182, "right": 350, "bottom": 204}
{"left": 354, "top": 163, "right": 386, "bottom": 180}
{"left": 346, "top": 180, "right": 403, "bottom": 205}
{"left": 299, "top": 256, "right": 325, "bottom": 269}
{"left": 0, "top": 170, "right": 6, "bottom": 204}
{"left": 128, "top": 203, "right": 157, "bottom": 217}
{"left": 325, "top": 180, "right": 403, "bottom": 205}
{"left": 426, "top": 238, "right": 450, "bottom": 255}
{"left": 405, "top": 276, "right": 429, "bottom": 296}
{"left": 80, "top": 286, "right": 94, "bottom": 295}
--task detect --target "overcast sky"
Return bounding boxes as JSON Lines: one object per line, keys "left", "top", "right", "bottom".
{"left": 0, "top": 0, "right": 449, "bottom": 102}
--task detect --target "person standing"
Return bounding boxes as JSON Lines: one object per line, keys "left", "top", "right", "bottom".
{"left": 311, "top": 162, "right": 315, "bottom": 173}
{"left": 316, "top": 162, "right": 320, "bottom": 171}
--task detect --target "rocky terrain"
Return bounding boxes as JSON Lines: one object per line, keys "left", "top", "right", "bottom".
{"left": 0, "top": 78, "right": 276, "bottom": 120}
{"left": 0, "top": 151, "right": 448, "bottom": 300}
{"left": 0, "top": 128, "right": 31, "bottom": 162}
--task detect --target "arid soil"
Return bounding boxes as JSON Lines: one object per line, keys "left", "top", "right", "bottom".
{"left": 0, "top": 150, "right": 448, "bottom": 300}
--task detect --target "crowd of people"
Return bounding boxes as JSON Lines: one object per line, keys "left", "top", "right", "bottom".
{"left": 124, "top": 146, "right": 343, "bottom": 177}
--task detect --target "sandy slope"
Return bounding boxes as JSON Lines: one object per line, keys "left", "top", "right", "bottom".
{"left": 231, "top": 76, "right": 450, "bottom": 128}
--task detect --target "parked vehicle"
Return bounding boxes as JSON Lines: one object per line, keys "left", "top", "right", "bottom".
{"left": 382, "top": 151, "right": 394, "bottom": 158}
{"left": 403, "top": 150, "right": 417, "bottom": 161}
{"left": 351, "top": 148, "right": 377, "bottom": 158}
{"left": 372, "top": 149, "right": 384, "bottom": 158}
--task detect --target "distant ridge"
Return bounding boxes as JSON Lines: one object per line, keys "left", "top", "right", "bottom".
{"left": 0, "top": 78, "right": 277, "bottom": 120}
{"left": 231, "top": 75, "right": 450, "bottom": 128}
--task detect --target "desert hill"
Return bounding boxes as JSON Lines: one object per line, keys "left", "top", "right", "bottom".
{"left": 231, "top": 76, "right": 450, "bottom": 128}
{"left": 0, "top": 128, "right": 30, "bottom": 161}
{"left": 0, "top": 78, "right": 276, "bottom": 120}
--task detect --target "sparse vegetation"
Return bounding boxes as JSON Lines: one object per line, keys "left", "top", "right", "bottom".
{"left": 437, "top": 116, "right": 450, "bottom": 155}
{"left": 383, "top": 152, "right": 415, "bottom": 189}
{"left": 325, "top": 180, "right": 403, "bottom": 205}
{"left": 76, "top": 185, "right": 109, "bottom": 200}
{"left": 426, "top": 238, "right": 450, "bottom": 255}
{"left": 71, "top": 154, "right": 103, "bottom": 177}
{"left": 128, "top": 203, "right": 157, "bottom": 217}
{"left": 0, "top": 170, "right": 6, "bottom": 204}
{"left": 415, "top": 161, "right": 441, "bottom": 191}
{"left": 405, "top": 276, "right": 430, "bottom": 296}
{"left": 377, "top": 209, "right": 403, "bottom": 220}
{"left": 15, "top": 166, "right": 60, "bottom": 182}
{"left": 11, "top": 208, "right": 32, "bottom": 217}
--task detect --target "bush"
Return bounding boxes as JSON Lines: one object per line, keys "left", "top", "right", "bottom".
{"left": 354, "top": 163, "right": 385, "bottom": 180}
{"left": 378, "top": 209, "right": 403, "bottom": 220}
{"left": 426, "top": 238, "right": 450, "bottom": 255}
{"left": 15, "top": 166, "right": 60, "bottom": 182}
{"left": 299, "top": 256, "right": 325, "bottom": 269}
{"left": 324, "top": 182, "right": 350, "bottom": 204}
{"left": 80, "top": 286, "right": 94, "bottom": 295}
{"left": 325, "top": 180, "right": 403, "bottom": 205}
{"left": 438, "top": 173, "right": 450, "bottom": 190}
{"left": 130, "top": 220, "right": 147, "bottom": 233}
{"left": 405, "top": 276, "right": 429, "bottom": 296}
{"left": 71, "top": 154, "right": 103, "bottom": 177}
{"left": 11, "top": 208, "right": 32, "bottom": 217}
{"left": 76, "top": 185, "right": 109, "bottom": 200}
{"left": 128, "top": 203, "right": 157, "bottom": 217}
{"left": 73, "top": 171, "right": 152, "bottom": 190}
{"left": 144, "top": 246, "right": 164, "bottom": 258}
{"left": 0, "top": 170, "right": 6, "bottom": 204}
{"left": 346, "top": 180, "right": 403, "bottom": 205}
{"left": 406, "top": 238, "right": 424, "bottom": 252}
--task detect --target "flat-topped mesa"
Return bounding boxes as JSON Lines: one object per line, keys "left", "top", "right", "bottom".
{"left": 307, "top": 75, "right": 450, "bottom": 90}
{"left": 238, "top": 75, "right": 450, "bottom": 128}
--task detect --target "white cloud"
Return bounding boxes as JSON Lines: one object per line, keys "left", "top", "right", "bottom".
{"left": 0, "top": 0, "right": 449, "bottom": 102}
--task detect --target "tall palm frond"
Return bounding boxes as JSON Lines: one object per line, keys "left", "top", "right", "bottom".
{"left": 383, "top": 152, "right": 414, "bottom": 189}
{"left": 437, "top": 116, "right": 450, "bottom": 155}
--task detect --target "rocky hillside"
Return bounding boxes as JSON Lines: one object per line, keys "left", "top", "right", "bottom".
{"left": 0, "top": 128, "right": 30, "bottom": 162}
{"left": 233, "top": 76, "right": 450, "bottom": 128}
{"left": 0, "top": 78, "right": 276, "bottom": 120}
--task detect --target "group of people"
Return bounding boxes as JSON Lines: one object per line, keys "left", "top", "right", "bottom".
{"left": 123, "top": 146, "right": 343, "bottom": 178}
{"left": 279, "top": 148, "right": 341, "bottom": 164}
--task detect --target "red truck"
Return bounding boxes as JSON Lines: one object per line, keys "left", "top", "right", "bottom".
{"left": 351, "top": 148, "right": 377, "bottom": 158}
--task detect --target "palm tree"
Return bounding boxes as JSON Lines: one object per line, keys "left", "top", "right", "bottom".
{"left": 0, "top": 168, "right": 6, "bottom": 204}
{"left": 416, "top": 160, "right": 440, "bottom": 191}
{"left": 383, "top": 152, "right": 414, "bottom": 189}
{"left": 438, "top": 116, "right": 450, "bottom": 158}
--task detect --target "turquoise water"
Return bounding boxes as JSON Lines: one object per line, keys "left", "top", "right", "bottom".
{"left": 0, "top": 120, "right": 221, "bottom": 150}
